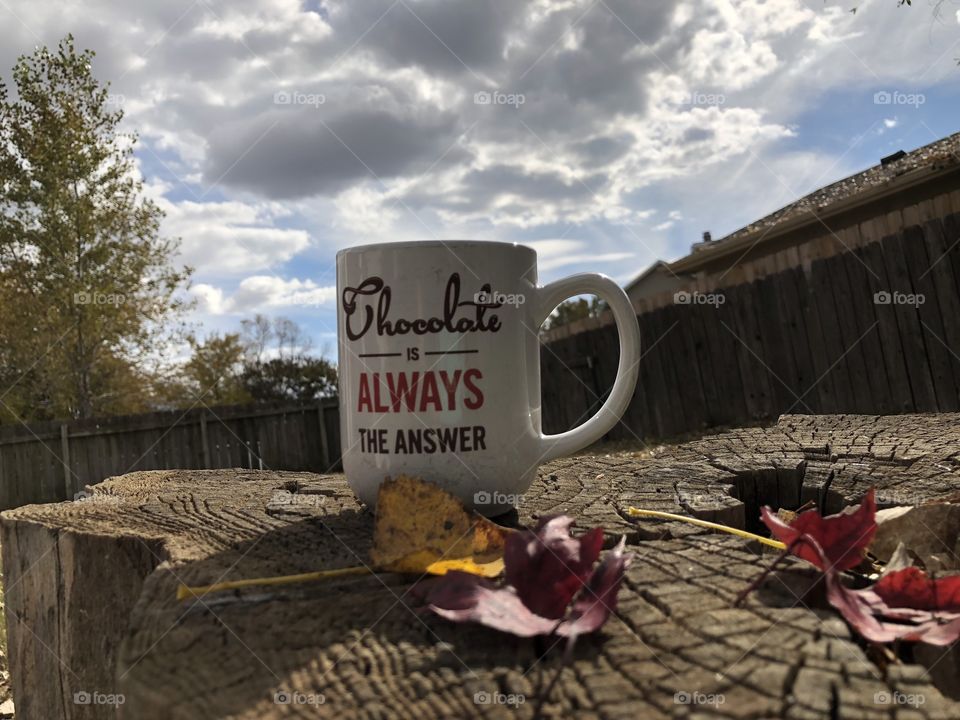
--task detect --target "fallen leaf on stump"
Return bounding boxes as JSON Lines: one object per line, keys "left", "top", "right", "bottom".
{"left": 370, "top": 475, "right": 512, "bottom": 578}
{"left": 761, "top": 488, "right": 876, "bottom": 571}
{"left": 752, "top": 489, "right": 960, "bottom": 646}
{"left": 177, "top": 475, "right": 511, "bottom": 599}
{"left": 504, "top": 515, "right": 604, "bottom": 619}
{"left": 823, "top": 545, "right": 960, "bottom": 645}
{"left": 872, "top": 503, "right": 960, "bottom": 572}
{"left": 415, "top": 515, "right": 631, "bottom": 638}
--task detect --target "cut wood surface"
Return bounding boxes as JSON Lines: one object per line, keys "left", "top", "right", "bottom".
{"left": 3, "top": 414, "right": 960, "bottom": 719}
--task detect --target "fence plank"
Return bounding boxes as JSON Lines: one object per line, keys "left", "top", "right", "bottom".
{"left": 902, "top": 224, "right": 959, "bottom": 411}
{"left": 825, "top": 243, "right": 872, "bottom": 413}
{"left": 881, "top": 231, "right": 938, "bottom": 410}
{"left": 0, "top": 402, "right": 342, "bottom": 510}
{"left": 60, "top": 425, "right": 70, "bottom": 500}
{"left": 922, "top": 217, "right": 960, "bottom": 407}
{"left": 841, "top": 247, "right": 893, "bottom": 414}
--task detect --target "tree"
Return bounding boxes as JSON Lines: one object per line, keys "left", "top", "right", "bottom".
{"left": 0, "top": 36, "right": 191, "bottom": 422}
{"left": 240, "top": 314, "right": 272, "bottom": 364}
{"left": 241, "top": 356, "right": 337, "bottom": 403}
{"left": 176, "top": 333, "right": 252, "bottom": 407}
{"left": 240, "top": 315, "right": 336, "bottom": 403}
{"left": 163, "top": 316, "right": 337, "bottom": 409}
{"left": 542, "top": 297, "right": 608, "bottom": 332}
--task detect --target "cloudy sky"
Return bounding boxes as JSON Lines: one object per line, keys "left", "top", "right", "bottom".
{"left": 1, "top": 0, "right": 958, "bottom": 356}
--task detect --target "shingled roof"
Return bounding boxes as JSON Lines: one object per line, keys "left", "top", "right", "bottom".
{"left": 669, "top": 130, "right": 960, "bottom": 272}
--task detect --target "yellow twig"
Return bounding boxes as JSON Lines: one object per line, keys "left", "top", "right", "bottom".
{"left": 177, "top": 565, "right": 373, "bottom": 601}
{"left": 626, "top": 507, "right": 787, "bottom": 550}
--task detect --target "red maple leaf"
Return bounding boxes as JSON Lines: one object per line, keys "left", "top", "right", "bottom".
{"left": 756, "top": 489, "right": 960, "bottom": 645}
{"left": 873, "top": 566, "right": 960, "bottom": 611}
{"left": 761, "top": 489, "right": 876, "bottom": 571}
{"left": 824, "top": 550, "right": 960, "bottom": 645}
{"left": 505, "top": 516, "right": 605, "bottom": 619}
{"left": 414, "top": 516, "right": 630, "bottom": 638}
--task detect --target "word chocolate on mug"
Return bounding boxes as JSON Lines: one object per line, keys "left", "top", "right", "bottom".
{"left": 337, "top": 240, "right": 640, "bottom": 516}
{"left": 341, "top": 274, "right": 502, "bottom": 340}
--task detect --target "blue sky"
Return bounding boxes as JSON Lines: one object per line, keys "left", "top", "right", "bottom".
{"left": 1, "top": 0, "right": 958, "bottom": 359}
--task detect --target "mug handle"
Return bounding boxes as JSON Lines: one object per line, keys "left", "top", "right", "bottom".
{"left": 534, "top": 273, "right": 641, "bottom": 463}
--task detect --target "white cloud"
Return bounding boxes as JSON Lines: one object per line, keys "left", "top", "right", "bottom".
{"left": 151, "top": 192, "right": 311, "bottom": 276}
{"left": 191, "top": 276, "right": 337, "bottom": 315}
{"left": 0, "top": 0, "right": 956, "bottom": 341}
{"left": 524, "top": 239, "right": 636, "bottom": 272}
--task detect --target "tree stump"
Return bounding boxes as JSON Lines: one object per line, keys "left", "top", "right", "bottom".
{"left": 3, "top": 413, "right": 960, "bottom": 719}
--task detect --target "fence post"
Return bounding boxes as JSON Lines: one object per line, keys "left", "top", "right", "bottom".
{"left": 60, "top": 424, "right": 71, "bottom": 499}
{"left": 199, "top": 413, "right": 211, "bottom": 468}
{"left": 317, "top": 404, "right": 330, "bottom": 469}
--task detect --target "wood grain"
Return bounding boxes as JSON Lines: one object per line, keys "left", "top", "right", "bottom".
{"left": 3, "top": 414, "right": 960, "bottom": 719}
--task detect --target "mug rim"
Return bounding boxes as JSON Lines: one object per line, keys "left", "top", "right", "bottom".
{"left": 336, "top": 239, "right": 536, "bottom": 258}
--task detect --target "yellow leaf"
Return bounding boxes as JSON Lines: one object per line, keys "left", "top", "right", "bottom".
{"left": 176, "top": 475, "right": 512, "bottom": 600}
{"left": 370, "top": 475, "right": 511, "bottom": 577}
{"left": 380, "top": 549, "right": 505, "bottom": 577}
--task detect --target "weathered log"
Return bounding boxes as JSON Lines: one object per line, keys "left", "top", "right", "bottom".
{"left": 3, "top": 413, "right": 960, "bottom": 719}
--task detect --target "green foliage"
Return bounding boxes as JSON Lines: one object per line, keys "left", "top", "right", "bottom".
{"left": 162, "top": 315, "right": 337, "bottom": 409}
{"left": 238, "top": 314, "right": 337, "bottom": 403}
{"left": 542, "top": 297, "right": 607, "bottom": 332}
{"left": 177, "top": 333, "right": 253, "bottom": 407}
{"left": 241, "top": 356, "right": 337, "bottom": 403}
{"left": 0, "top": 35, "right": 191, "bottom": 422}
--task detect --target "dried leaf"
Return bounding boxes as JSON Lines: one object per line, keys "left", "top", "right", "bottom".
{"left": 370, "top": 475, "right": 511, "bottom": 578}
{"left": 385, "top": 550, "right": 505, "bottom": 578}
{"left": 557, "top": 536, "right": 631, "bottom": 638}
{"left": 761, "top": 489, "right": 876, "bottom": 572}
{"left": 753, "top": 489, "right": 960, "bottom": 646}
{"left": 418, "top": 572, "right": 560, "bottom": 637}
{"left": 776, "top": 508, "right": 798, "bottom": 524}
{"left": 416, "top": 515, "right": 631, "bottom": 638}
{"left": 873, "top": 566, "right": 960, "bottom": 611}
{"left": 872, "top": 503, "right": 960, "bottom": 572}
{"left": 505, "top": 516, "right": 604, "bottom": 619}
{"left": 880, "top": 542, "right": 919, "bottom": 578}
{"left": 824, "top": 550, "right": 960, "bottom": 645}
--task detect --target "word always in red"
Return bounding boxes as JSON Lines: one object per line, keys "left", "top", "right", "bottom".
{"left": 356, "top": 369, "right": 484, "bottom": 413}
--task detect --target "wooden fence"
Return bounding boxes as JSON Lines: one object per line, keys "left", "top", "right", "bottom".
{"left": 2, "top": 212, "right": 959, "bottom": 510}
{"left": 0, "top": 400, "right": 341, "bottom": 510}
{"left": 540, "top": 212, "right": 960, "bottom": 440}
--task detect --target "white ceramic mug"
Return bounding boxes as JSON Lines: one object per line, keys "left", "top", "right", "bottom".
{"left": 336, "top": 240, "right": 641, "bottom": 515}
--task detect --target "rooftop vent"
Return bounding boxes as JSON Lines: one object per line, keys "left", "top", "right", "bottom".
{"left": 881, "top": 150, "right": 907, "bottom": 166}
